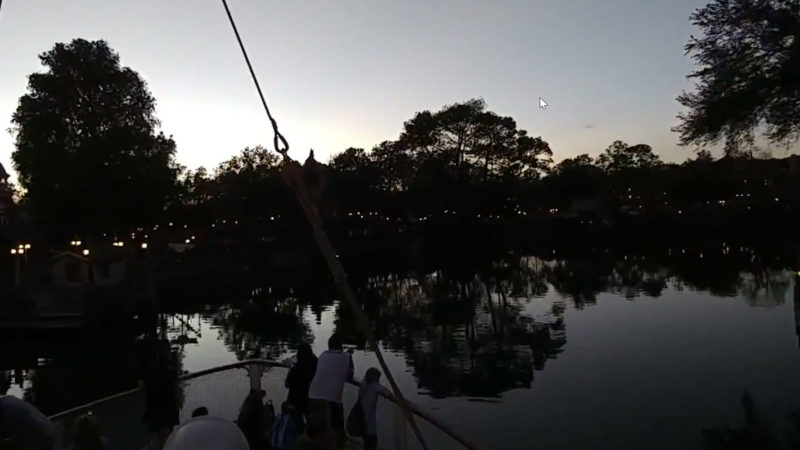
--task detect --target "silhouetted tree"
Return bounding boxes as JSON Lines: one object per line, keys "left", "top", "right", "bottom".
{"left": 178, "top": 166, "right": 213, "bottom": 207}
{"left": 675, "top": 0, "right": 800, "bottom": 155}
{"left": 548, "top": 154, "right": 605, "bottom": 200}
{"left": 329, "top": 147, "right": 373, "bottom": 174}
{"left": 394, "top": 99, "right": 552, "bottom": 183}
{"left": 552, "top": 154, "right": 596, "bottom": 174}
{"left": 10, "top": 39, "right": 180, "bottom": 234}
{"left": 596, "top": 141, "right": 662, "bottom": 173}
{"left": 693, "top": 149, "right": 715, "bottom": 163}
{"left": 370, "top": 140, "right": 414, "bottom": 192}
{"left": 208, "top": 146, "right": 288, "bottom": 220}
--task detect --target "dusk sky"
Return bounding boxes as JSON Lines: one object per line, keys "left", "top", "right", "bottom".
{"left": 0, "top": 0, "right": 741, "bottom": 180}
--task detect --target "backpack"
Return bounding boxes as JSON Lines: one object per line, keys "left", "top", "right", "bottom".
{"left": 270, "top": 412, "right": 301, "bottom": 449}
{"left": 262, "top": 400, "right": 276, "bottom": 435}
{"left": 236, "top": 391, "right": 275, "bottom": 446}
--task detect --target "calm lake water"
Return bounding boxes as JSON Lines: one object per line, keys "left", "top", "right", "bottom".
{"left": 4, "top": 252, "right": 800, "bottom": 450}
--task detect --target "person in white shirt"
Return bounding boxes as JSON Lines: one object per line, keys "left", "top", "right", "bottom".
{"left": 306, "top": 334, "right": 353, "bottom": 449}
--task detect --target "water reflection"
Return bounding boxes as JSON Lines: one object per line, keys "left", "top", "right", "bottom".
{"left": 696, "top": 274, "right": 800, "bottom": 450}
{"left": 207, "top": 249, "right": 798, "bottom": 400}
{"left": 333, "top": 271, "right": 565, "bottom": 398}
{"left": 210, "top": 301, "right": 313, "bottom": 360}
{"left": 3, "top": 248, "right": 800, "bottom": 449}
{"left": 0, "top": 333, "right": 157, "bottom": 416}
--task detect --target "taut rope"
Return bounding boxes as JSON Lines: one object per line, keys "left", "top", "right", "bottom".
{"left": 218, "top": 1, "right": 432, "bottom": 449}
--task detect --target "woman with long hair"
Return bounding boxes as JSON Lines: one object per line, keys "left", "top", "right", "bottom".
{"left": 285, "top": 342, "right": 318, "bottom": 417}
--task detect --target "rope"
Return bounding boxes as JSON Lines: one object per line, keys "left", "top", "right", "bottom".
{"left": 220, "top": 0, "right": 289, "bottom": 156}
{"left": 282, "top": 161, "right": 431, "bottom": 449}
{"left": 218, "top": 2, "right": 433, "bottom": 450}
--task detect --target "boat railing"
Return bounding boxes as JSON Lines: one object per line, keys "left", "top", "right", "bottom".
{"left": 48, "top": 359, "right": 486, "bottom": 450}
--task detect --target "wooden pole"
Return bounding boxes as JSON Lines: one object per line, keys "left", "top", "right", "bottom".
{"left": 794, "top": 269, "right": 799, "bottom": 349}
{"left": 281, "top": 160, "right": 434, "bottom": 450}
{"left": 352, "top": 378, "right": 490, "bottom": 450}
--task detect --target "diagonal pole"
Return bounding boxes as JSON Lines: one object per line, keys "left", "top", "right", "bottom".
{"left": 217, "top": 1, "right": 432, "bottom": 449}
{"left": 280, "top": 159, "right": 431, "bottom": 450}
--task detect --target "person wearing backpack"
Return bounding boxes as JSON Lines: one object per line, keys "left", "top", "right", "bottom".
{"left": 236, "top": 389, "right": 275, "bottom": 450}
{"left": 270, "top": 401, "right": 305, "bottom": 450}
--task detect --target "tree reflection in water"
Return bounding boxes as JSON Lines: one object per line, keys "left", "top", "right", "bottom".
{"left": 0, "top": 330, "right": 181, "bottom": 417}
{"left": 338, "top": 271, "right": 563, "bottom": 399}
{"left": 10, "top": 245, "right": 797, "bottom": 429}
{"left": 209, "top": 247, "right": 798, "bottom": 403}
{"left": 702, "top": 390, "right": 800, "bottom": 450}
{"left": 699, "top": 275, "right": 800, "bottom": 450}
{"left": 212, "top": 302, "right": 314, "bottom": 361}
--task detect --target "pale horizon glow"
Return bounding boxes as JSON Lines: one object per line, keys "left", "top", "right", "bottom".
{"left": 0, "top": 0, "right": 795, "bottom": 184}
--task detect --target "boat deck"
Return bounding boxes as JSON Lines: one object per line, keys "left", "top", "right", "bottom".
{"left": 48, "top": 360, "right": 473, "bottom": 450}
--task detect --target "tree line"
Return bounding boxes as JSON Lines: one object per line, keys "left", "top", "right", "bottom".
{"left": 173, "top": 113, "right": 800, "bottom": 241}
{"left": 5, "top": 0, "right": 800, "bottom": 243}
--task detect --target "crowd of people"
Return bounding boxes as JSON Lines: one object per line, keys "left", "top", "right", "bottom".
{"left": 279, "top": 335, "right": 390, "bottom": 450}
{"left": 0, "top": 334, "right": 390, "bottom": 450}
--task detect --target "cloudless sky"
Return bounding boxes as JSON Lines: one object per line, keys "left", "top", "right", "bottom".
{"left": 0, "top": 0, "right": 734, "bottom": 180}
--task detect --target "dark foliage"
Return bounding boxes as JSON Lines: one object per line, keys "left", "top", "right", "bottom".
{"left": 674, "top": 0, "right": 800, "bottom": 155}
{"left": 10, "top": 39, "right": 180, "bottom": 234}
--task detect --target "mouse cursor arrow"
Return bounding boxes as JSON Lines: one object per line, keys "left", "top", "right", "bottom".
{"left": 539, "top": 97, "right": 548, "bottom": 110}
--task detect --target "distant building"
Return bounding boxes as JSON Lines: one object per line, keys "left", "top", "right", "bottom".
{"left": 89, "top": 247, "right": 129, "bottom": 286}
{"left": 48, "top": 248, "right": 128, "bottom": 288}
{"left": 49, "top": 251, "right": 91, "bottom": 288}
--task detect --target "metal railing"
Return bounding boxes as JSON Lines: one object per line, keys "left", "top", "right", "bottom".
{"left": 48, "top": 359, "right": 485, "bottom": 450}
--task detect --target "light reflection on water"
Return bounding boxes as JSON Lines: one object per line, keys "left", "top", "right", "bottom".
{"left": 169, "top": 271, "right": 800, "bottom": 450}
{"left": 3, "top": 255, "right": 800, "bottom": 450}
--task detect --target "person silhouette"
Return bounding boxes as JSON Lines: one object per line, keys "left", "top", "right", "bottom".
{"left": 307, "top": 334, "right": 354, "bottom": 449}
{"left": 285, "top": 343, "right": 317, "bottom": 418}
